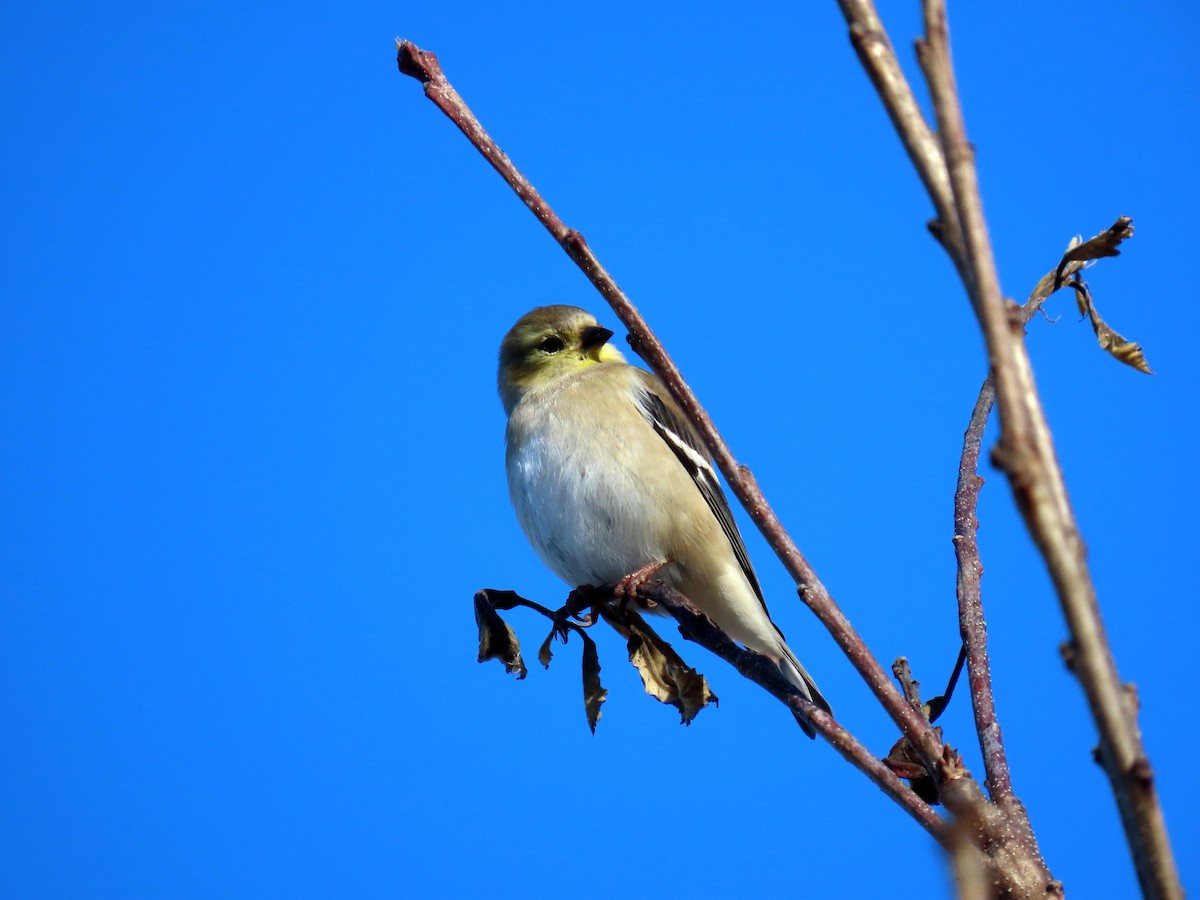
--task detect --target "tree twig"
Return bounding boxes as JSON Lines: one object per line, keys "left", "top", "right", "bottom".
{"left": 395, "top": 38, "right": 944, "bottom": 769}
{"left": 829, "top": 3, "right": 1037, "bottom": 830}
{"left": 477, "top": 582, "right": 948, "bottom": 840}
{"left": 650, "top": 577, "right": 1046, "bottom": 895}
{"left": 397, "top": 21, "right": 1176, "bottom": 895}
{"left": 835, "top": 0, "right": 967, "bottom": 280}
{"left": 892, "top": 657, "right": 924, "bottom": 710}
{"left": 832, "top": 0, "right": 1179, "bottom": 891}
{"left": 953, "top": 374, "right": 1011, "bottom": 801}
{"left": 953, "top": 216, "right": 1140, "bottom": 808}
{"left": 631, "top": 581, "right": 951, "bottom": 842}
{"left": 907, "top": 2, "right": 1178, "bottom": 895}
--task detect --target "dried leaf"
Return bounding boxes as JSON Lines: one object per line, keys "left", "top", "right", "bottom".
{"left": 1060, "top": 215, "right": 1135, "bottom": 264}
{"left": 1092, "top": 318, "right": 1153, "bottom": 374}
{"left": 924, "top": 694, "right": 948, "bottom": 724}
{"left": 1071, "top": 278, "right": 1155, "bottom": 374}
{"left": 884, "top": 735, "right": 940, "bottom": 806}
{"left": 1074, "top": 284, "right": 1089, "bottom": 318}
{"left": 537, "top": 612, "right": 580, "bottom": 669}
{"left": 537, "top": 630, "right": 556, "bottom": 669}
{"left": 581, "top": 634, "right": 607, "bottom": 733}
{"left": 473, "top": 591, "right": 527, "bottom": 679}
{"left": 601, "top": 606, "right": 717, "bottom": 725}
{"left": 1027, "top": 216, "right": 1135, "bottom": 311}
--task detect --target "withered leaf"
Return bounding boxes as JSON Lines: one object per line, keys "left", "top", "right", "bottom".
{"left": 601, "top": 606, "right": 717, "bottom": 725}
{"left": 1073, "top": 277, "right": 1089, "bottom": 318}
{"left": 1092, "top": 317, "right": 1153, "bottom": 374}
{"left": 1071, "top": 278, "right": 1154, "bottom": 374}
{"left": 537, "top": 614, "right": 579, "bottom": 669}
{"left": 924, "top": 694, "right": 948, "bottom": 724}
{"left": 1028, "top": 216, "right": 1135, "bottom": 311}
{"left": 581, "top": 634, "right": 607, "bottom": 733}
{"left": 473, "top": 591, "right": 527, "bottom": 679}
{"left": 538, "top": 628, "right": 556, "bottom": 669}
{"left": 1060, "top": 215, "right": 1135, "bottom": 265}
{"left": 885, "top": 735, "right": 940, "bottom": 806}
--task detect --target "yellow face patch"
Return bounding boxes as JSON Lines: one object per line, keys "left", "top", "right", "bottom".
{"left": 497, "top": 305, "right": 627, "bottom": 413}
{"left": 507, "top": 336, "right": 616, "bottom": 388}
{"left": 595, "top": 342, "right": 625, "bottom": 364}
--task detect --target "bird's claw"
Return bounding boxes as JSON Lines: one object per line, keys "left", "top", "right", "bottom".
{"left": 614, "top": 560, "right": 668, "bottom": 605}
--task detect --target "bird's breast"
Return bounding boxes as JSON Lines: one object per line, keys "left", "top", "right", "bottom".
{"left": 505, "top": 373, "right": 680, "bottom": 587}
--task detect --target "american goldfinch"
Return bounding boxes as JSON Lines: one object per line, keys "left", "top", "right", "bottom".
{"left": 499, "top": 305, "right": 831, "bottom": 734}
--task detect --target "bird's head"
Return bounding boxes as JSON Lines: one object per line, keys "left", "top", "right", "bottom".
{"left": 498, "top": 305, "right": 625, "bottom": 414}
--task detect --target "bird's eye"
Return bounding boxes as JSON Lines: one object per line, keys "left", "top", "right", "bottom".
{"left": 537, "top": 336, "right": 566, "bottom": 354}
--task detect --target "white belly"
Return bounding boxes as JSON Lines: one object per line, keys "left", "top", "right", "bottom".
{"left": 505, "top": 371, "right": 682, "bottom": 588}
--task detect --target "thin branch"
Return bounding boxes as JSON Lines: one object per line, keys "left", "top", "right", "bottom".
{"left": 825, "top": 5, "right": 1046, "bottom": 824}
{"left": 396, "top": 43, "right": 571, "bottom": 241}
{"left": 633, "top": 580, "right": 949, "bottom": 843}
{"left": 479, "top": 581, "right": 947, "bottom": 841}
{"left": 949, "top": 816, "right": 990, "bottom": 900}
{"left": 832, "top": 0, "right": 1177, "bottom": 891}
{"left": 835, "top": 0, "right": 967, "bottom": 280}
{"left": 953, "top": 374, "right": 1010, "bottom": 801}
{"left": 937, "top": 746, "right": 1062, "bottom": 900}
{"left": 912, "top": 3, "right": 1180, "bottom": 896}
{"left": 398, "top": 25, "right": 1171, "bottom": 896}
{"left": 395, "top": 38, "right": 943, "bottom": 768}
{"left": 892, "top": 657, "right": 924, "bottom": 710}
{"left": 952, "top": 371, "right": 1050, "bottom": 895}
{"left": 954, "top": 218, "right": 1139, "bottom": 806}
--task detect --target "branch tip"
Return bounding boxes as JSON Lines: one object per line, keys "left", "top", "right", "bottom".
{"left": 396, "top": 38, "right": 438, "bottom": 83}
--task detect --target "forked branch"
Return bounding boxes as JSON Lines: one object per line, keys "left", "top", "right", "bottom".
{"left": 397, "top": 11, "right": 1176, "bottom": 894}
{"left": 398, "top": 31, "right": 1053, "bottom": 896}
{"left": 835, "top": 0, "right": 1179, "bottom": 895}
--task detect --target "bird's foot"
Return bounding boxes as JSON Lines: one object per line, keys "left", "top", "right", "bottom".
{"left": 562, "top": 584, "right": 606, "bottom": 626}
{"left": 614, "top": 560, "right": 668, "bottom": 609}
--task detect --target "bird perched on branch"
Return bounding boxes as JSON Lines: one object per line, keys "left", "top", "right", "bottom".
{"left": 498, "top": 305, "right": 830, "bottom": 735}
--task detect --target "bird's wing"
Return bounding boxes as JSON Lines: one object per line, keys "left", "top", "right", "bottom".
{"left": 631, "top": 369, "right": 768, "bottom": 609}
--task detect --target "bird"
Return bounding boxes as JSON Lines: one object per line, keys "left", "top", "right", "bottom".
{"left": 498, "top": 304, "right": 831, "bottom": 735}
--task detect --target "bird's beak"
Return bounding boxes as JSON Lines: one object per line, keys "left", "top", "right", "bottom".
{"left": 580, "top": 325, "right": 614, "bottom": 357}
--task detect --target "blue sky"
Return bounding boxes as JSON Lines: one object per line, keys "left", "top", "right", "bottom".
{"left": 3, "top": 2, "right": 1197, "bottom": 897}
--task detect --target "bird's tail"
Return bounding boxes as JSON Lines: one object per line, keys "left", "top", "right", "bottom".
{"left": 776, "top": 644, "right": 832, "bottom": 739}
